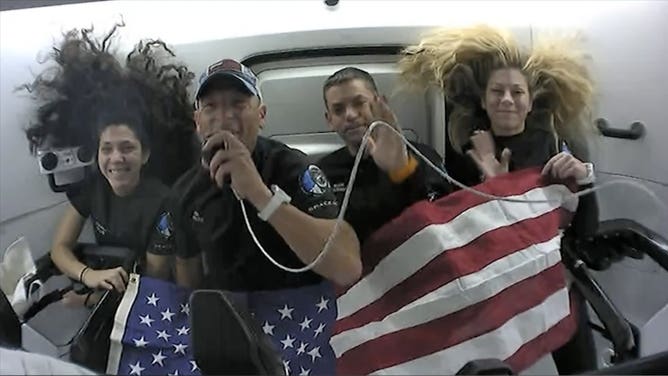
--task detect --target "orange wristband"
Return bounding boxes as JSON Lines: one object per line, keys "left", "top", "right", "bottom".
{"left": 389, "top": 155, "right": 418, "bottom": 183}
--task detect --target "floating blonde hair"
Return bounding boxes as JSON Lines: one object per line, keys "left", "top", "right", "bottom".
{"left": 398, "top": 25, "right": 596, "bottom": 155}
{"left": 399, "top": 25, "right": 521, "bottom": 91}
{"left": 525, "top": 32, "right": 596, "bottom": 155}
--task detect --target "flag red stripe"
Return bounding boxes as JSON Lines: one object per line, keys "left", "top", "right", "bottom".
{"left": 341, "top": 168, "right": 559, "bottom": 297}
{"left": 336, "top": 263, "right": 568, "bottom": 375}
{"left": 504, "top": 290, "right": 578, "bottom": 372}
{"left": 334, "top": 210, "right": 562, "bottom": 333}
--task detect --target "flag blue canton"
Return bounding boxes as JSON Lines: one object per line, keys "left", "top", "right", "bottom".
{"left": 110, "top": 276, "right": 336, "bottom": 376}
{"left": 114, "top": 276, "right": 199, "bottom": 376}
{"left": 232, "top": 281, "right": 337, "bottom": 376}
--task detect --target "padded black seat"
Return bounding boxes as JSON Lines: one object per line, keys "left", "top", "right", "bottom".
{"left": 0, "top": 289, "right": 22, "bottom": 349}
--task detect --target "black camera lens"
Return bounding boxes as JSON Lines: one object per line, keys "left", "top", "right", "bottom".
{"left": 40, "top": 152, "right": 58, "bottom": 171}
{"left": 77, "top": 146, "right": 93, "bottom": 163}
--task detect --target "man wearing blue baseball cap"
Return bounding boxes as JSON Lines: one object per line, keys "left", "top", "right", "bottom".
{"left": 149, "top": 59, "right": 361, "bottom": 374}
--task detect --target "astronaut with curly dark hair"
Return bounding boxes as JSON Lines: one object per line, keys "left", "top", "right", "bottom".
{"left": 21, "top": 22, "right": 198, "bottom": 299}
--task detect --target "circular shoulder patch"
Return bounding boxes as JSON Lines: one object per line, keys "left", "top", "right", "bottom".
{"left": 299, "top": 165, "right": 331, "bottom": 195}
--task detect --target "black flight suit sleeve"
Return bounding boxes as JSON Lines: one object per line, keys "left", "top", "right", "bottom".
{"left": 146, "top": 189, "right": 201, "bottom": 259}
{"left": 561, "top": 140, "right": 599, "bottom": 238}
{"left": 66, "top": 182, "right": 92, "bottom": 218}
{"left": 269, "top": 150, "right": 340, "bottom": 221}
{"left": 398, "top": 142, "right": 451, "bottom": 205}
{"left": 145, "top": 202, "right": 176, "bottom": 256}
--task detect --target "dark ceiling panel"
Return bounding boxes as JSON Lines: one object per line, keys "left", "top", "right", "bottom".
{"left": 1, "top": 0, "right": 108, "bottom": 12}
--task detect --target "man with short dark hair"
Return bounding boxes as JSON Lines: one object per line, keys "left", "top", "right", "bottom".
{"left": 319, "top": 67, "right": 450, "bottom": 244}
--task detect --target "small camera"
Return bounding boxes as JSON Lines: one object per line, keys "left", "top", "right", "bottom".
{"left": 37, "top": 146, "right": 94, "bottom": 175}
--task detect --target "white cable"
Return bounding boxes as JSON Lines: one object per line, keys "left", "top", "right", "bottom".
{"left": 237, "top": 120, "right": 367, "bottom": 273}
{"left": 239, "top": 121, "right": 667, "bottom": 273}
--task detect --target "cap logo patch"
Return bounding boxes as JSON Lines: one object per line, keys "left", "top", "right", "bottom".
{"left": 208, "top": 59, "right": 242, "bottom": 75}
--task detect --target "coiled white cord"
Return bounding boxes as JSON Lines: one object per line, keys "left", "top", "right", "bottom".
{"left": 238, "top": 121, "right": 666, "bottom": 273}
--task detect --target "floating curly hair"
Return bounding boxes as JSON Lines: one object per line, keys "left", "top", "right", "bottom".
{"left": 20, "top": 22, "right": 198, "bottom": 185}
{"left": 398, "top": 25, "right": 596, "bottom": 157}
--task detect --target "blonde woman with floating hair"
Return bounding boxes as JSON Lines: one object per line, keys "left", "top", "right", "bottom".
{"left": 398, "top": 25, "right": 599, "bottom": 374}
{"left": 398, "top": 25, "right": 597, "bottom": 187}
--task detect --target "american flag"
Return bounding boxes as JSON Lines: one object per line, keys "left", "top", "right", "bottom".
{"left": 228, "top": 281, "right": 338, "bottom": 376}
{"left": 333, "top": 168, "right": 579, "bottom": 375}
{"left": 107, "top": 275, "right": 200, "bottom": 376}
{"left": 106, "top": 275, "right": 337, "bottom": 376}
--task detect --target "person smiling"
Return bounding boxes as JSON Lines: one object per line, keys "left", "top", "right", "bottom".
{"left": 23, "top": 25, "right": 197, "bottom": 296}
{"left": 50, "top": 100, "right": 172, "bottom": 293}
{"left": 398, "top": 25, "right": 599, "bottom": 374}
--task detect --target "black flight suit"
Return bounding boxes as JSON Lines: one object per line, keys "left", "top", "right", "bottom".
{"left": 318, "top": 141, "right": 451, "bottom": 245}
{"left": 67, "top": 173, "right": 173, "bottom": 270}
{"left": 445, "top": 126, "right": 598, "bottom": 375}
{"left": 152, "top": 136, "right": 341, "bottom": 291}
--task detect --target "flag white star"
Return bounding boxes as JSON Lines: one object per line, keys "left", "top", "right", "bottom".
{"left": 129, "top": 361, "right": 145, "bottom": 375}
{"left": 161, "top": 308, "right": 175, "bottom": 322}
{"left": 139, "top": 314, "right": 154, "bottom": 327}
{"left": 167, "top": 370, "right": 179, "bottom": 376}
{"left": 146, "top": 293, "right": 159, "bottom": 306}
{"left": 316, "top": 296, "right": 329, "bottom": 313}
{"left": 280, "top": 334, "right": 296, "bottom": 349}
{"left": 299, "top": 366, "right": 311, "bottom": 376}
{"left": 133, "top": 336, "right": 149, "bottom": 348}
{"left": 296, "top": 342, "right": 308, "bottom": 355}
{"left": 181, "top": 303, "right": 190, "bottom": 315}
{"left": 298, "top": 316, "right": 312, "bottom": 331}
{"left": 307, "top": 346, "right": 321, "bottom": 362}
{"left": 173, "top": 343, "right": 188, "bottom": 355}
{"left": 190, "top": 360, "right": 199, "bottom": 372}
{"left": 156, "top": 330, "right": 171, "bottom": 342}
{"left": 177, "top": 325, "right": 190, "bottom": 336}
{"left": 283, "top": 360, "right": 291, "bottom": 374}
{"left": 151, "top": 351, "right": 167, "bottom": 367}
{"left": 277, "top": 304, "right": 294, "bottom": 320}
{"left": 262, "top": 321, "right": 275, "bottom": 336}
{"left": 313, "top": 323, "right": 326, "bottom": 338}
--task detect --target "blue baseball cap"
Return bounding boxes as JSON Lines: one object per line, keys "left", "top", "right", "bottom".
{"left": 194, "top": 58, "right": 261, "bottom": 103}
